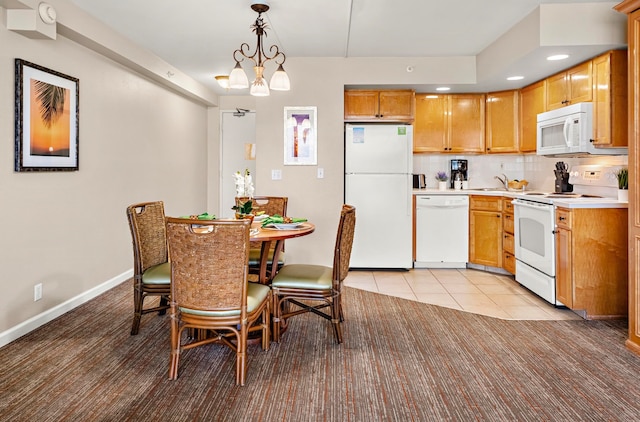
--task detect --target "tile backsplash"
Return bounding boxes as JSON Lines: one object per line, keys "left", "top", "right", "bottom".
{"left": 413, "top": 153, "right": 628, "bottom": 191}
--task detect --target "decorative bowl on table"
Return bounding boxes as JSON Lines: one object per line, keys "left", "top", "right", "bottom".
{"left": 254, "top": 213, "right": 269, "bottom": 222}
{"left": 270, "top": 222, "right": 304, "bottom": 230}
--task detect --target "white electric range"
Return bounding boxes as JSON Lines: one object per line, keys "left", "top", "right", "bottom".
{"left": 511, "top": 164, "right": 626, "bottom": 305}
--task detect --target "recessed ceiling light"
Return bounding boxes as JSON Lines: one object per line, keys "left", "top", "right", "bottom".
{"left": 547, "top": 54, "right": 569, "bottom": 61}
{"left": 507, "top": 76, "right": 524, "bottom": 81}
{"left": 436, "top": 87, "right": 450, "bottom": 91}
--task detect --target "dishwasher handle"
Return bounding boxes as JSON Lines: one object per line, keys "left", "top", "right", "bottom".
{"left": 419, "top": 204, "right": 469, "bottom": 209}
{"left": 416, "top": 196, "right": 469, "bottom": 209}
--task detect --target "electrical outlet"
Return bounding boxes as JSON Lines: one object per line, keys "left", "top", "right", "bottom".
{"left": 271, "top": 169, "right": 282, "bottom": 180}
{"left": 34, "top": 283, "right": 42, "bottom": 301}
{"left": 317, "top": 168, "right": 324, "bottom": 179}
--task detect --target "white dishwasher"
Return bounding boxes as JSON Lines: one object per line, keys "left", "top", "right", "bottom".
{"left": 415, "top": 195, "right": 469, "bottom": 268}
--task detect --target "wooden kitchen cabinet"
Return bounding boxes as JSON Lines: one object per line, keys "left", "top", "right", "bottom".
{"left": 545, "top": 60, "right": 593, "bottom": 110}
{"left": 592, "top": 49, "right": 628, "bottom": 148}
{"left": 413, "top": 94, "right": 447, "bottom": 152}
{"left": 469, "top": 195, "right": 502, "bottom": 268}
{"left": 615, "top": 0, "right": 640, "bottom": 355}
{"left": 485, "top": 90, "right": 519, "bottom": 153}
{"left": 519, "top": 80, "right": 546, "bottom": 153}
{"left": 554, "top": 207, "right": 628, "bottom": 319}
{"left": 502, "top": 197, "right": 515, "bottom": 274}
{"left": 344, "top": 90, "right": 415, "bottom": 122}
{"left": 414, "top": 94, "right": 485, "bottom": 153}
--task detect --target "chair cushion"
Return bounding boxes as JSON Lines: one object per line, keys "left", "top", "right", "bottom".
{"left": 179, "top": 282, "right": 270, "bottom": 317}
{"left": 248, "top": 249, "right": 285, "bottom": 266}
{"left": 142, "top": 262, "right": 171, "bottom": 285}
{"left": 271, "top": 264, "right": 333, "bottom": 290}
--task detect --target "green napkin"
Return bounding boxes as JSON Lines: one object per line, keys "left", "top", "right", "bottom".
{"left": 197, "top": 212, "right": 216, "bottom": 220}
{"left": 261, "top": 215, "right": 307, "bottom": 227}
{"left": 179, "top": 213, "right": 216, "bottom": 220}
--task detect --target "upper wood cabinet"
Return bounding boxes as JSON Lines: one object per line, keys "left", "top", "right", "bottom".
{"left": 519, "top": 80, "right": 545, "bottom": 153}
{"left": 546, "top": 61, "right": 593, "bottom": 110}
{"left": 485, "top": 90, "right": 519, "bottom": 153}
{"left": 344, "top": 90, "right": 415, "bottom": 122}
{"left": 414, "top": 93, "right": 485, "bottom": 153}
{"left": 592, "top": 49, "right": 628, "bottom": 148}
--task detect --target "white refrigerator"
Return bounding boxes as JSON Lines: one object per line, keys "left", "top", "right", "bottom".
{"left": 345, "top": 123, "right": 413, "bottom": 269}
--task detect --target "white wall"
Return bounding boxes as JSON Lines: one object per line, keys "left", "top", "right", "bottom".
{"left": 0, "top": 10, "right": 209, "bottom": 338}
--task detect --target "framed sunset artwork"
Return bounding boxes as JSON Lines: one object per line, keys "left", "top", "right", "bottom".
{"left": 15, "top": 59, "right": 79, "bottom": 172}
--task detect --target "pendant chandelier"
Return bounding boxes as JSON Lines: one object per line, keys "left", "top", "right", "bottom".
{"left": 228, "top": 1, "right": 290, "bottom": 96}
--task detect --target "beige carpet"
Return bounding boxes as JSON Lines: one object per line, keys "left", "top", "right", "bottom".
{"left": 0, "top": 281, "right": 639, "bottom": 421}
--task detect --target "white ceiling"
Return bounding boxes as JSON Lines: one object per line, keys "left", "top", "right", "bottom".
{"left": 67, "top": 0, "right": 626, "bottom": 96}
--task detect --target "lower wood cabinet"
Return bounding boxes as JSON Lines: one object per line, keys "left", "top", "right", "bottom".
{"left": 555, "top": 207, "right": 628, "bottom": 319}
{"left": 502, "top": 197, "right": 515, "bottom": 274}
{"left": 469, "top": 195, "right": 502, "bottom": 267}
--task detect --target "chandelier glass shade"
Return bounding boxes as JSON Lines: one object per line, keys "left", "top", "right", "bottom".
{"left": 229, "top": 2, "right": 290, "bottom": 96}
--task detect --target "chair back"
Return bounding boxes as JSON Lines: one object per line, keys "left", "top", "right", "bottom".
{"left": 236, "top": 196, "right": 288, "bottom": 217}
{"left": 165, "top": 218, "right": 251, "bottom": 312}
{"left": 332, "top": 205, "right": 356, "bottom": 286}
{"left": 236, "top": 196, "right": 288, "bottom": 251}
{"left": 126, "top": 201, "right": 168, "bottom": 279}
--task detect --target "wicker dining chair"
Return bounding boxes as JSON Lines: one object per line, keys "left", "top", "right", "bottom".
{"left": 165, "top": 217, "right": 271, "bottom": 385}
{"left": 271, "top": 204, "right": 356, "bottom": 344}
{"left": 126, "top": 201, "right": 171, "bottom": 335}
{"left": 235, "top": 196, "right": 288, "bottom": 278}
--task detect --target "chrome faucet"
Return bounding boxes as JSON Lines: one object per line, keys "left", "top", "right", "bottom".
{"left": 494, "top": 174, "right": 509, "bottom": 190}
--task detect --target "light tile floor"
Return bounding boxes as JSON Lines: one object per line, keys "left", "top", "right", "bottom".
{"left": 344, "top": 268, "right": 582, "bottom": 321}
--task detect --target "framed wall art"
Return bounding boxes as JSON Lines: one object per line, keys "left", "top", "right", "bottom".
{"left": 15, "top": 59, "right": 79, "bottom": 172}
{"left": 283, "top": 106, "right": 317, "bottom": 165}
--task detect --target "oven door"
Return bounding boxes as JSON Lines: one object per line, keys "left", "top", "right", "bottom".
{"left": 513, "top": 199, "right": 555, "bottom": 277}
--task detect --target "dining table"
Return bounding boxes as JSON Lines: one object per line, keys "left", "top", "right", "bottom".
{"left": 249, "top": 220, "right": 315, "bottom": 284}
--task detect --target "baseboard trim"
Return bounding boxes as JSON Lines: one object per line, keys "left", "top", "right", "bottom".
{"left": 0, "top": 270, "right": 133, "bottom": 349}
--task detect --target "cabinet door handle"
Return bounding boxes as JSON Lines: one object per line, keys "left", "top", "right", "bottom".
{"left": 559, "top": 216, "right": 565, "bottom": 221}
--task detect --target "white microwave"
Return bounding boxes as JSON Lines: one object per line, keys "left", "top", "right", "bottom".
{"left": 536, "top": 102, "right": 627, "bottom": 156}
{"left": 536, "top": 102, "right": 593, "bottom": 156}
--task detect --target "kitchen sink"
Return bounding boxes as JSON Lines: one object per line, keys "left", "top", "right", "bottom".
{"left": 475, "top": 187, "right": 506, "bottom": 191}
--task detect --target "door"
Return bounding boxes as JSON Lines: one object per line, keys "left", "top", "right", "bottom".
{"left": 469, "top": 209, "right": 502, "bottom": 267}
{"left": 345, "top": 124, "right": 412, "bottom": 174}
{"left": 449, "top": 94, "right": 485, "bottom": 153}
{"left": 415, "top": 196, "right": 468, "bottom": 266}
{"left": 513, "top": 200, "right": 555, "bottom": 276}
{"left": 485, "top": 90, "right": 519, "bottom": 153}
{"left": 413, "top": 94, "right": 447, "bottom": 152}
{"left": 345, "top": 173, "right": 412, "bottom": 268}
{"left": 220, "top": 111, "right": 256, "bottom": 218}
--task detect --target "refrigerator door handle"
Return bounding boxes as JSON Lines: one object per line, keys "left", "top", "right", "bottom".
{"left": 406, "top": 176, "right": 412, "bottom": 216}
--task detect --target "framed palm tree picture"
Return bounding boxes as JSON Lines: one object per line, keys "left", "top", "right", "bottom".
{"left": 15, "top": 59, "right": 79, "bottom": 172}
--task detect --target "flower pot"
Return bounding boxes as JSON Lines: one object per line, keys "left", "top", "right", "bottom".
{"left": 235, "top": 213, "right": 255, "bottom": 223}
{"left": 618, "top": 189, "right": 628, "bottom": 202}
{"left": 438, "top": 181, "right": 447, "bottom": 191}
